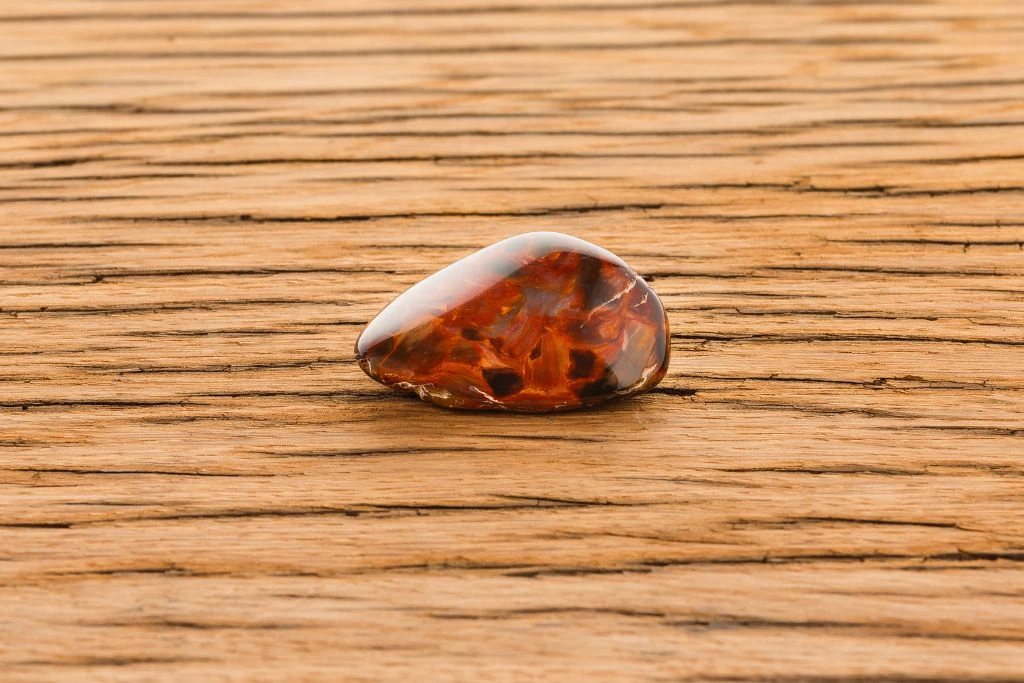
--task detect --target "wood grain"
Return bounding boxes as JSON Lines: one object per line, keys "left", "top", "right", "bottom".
{"left": 2, "top": 1, "right": 1023, "bottom": 680}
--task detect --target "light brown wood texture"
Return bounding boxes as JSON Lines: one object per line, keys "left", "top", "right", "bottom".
{"left": 2, "top": 1, "right": 1024, "bottom": 680}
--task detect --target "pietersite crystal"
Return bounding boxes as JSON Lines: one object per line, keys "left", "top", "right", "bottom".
{"left": 355, "top": 232, "right": 670, "bottom": 411}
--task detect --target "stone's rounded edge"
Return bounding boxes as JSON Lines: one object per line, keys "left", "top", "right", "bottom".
{"left": 353, "top": 327, "right": 383, "bottom": 380}
{"left": 424, "top": 391, "right": 586, "bottom": 413}
{"left": 651, "top": 303, "right": 672, "bottom": 387}
{"left": 513, "top": 231, "right": 630, "bottom": 270}
{"left": 637, "top": 281, "right": 672, "bottom": 394}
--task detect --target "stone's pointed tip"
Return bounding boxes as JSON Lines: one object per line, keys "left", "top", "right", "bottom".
{"left": 355, "top": 231, "right": 670, "bottom": 412}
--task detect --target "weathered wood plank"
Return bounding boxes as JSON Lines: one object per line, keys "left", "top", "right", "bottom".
{"left": 1, "top": 0, "right": 1023, "bottom": 680}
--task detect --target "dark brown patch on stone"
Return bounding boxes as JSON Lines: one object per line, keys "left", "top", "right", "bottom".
{"left": 482, "top": 369, "right": 524, "bottom": 398}
{"left": 568, "top": 349, "right": 596, "bottom": 379}
{"left": 577, "top": 367, "right": 620, "bottom": 400}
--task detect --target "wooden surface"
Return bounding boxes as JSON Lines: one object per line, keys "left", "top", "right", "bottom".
{"left": 2, "top": 1, "right": 1024, "bottom": 680}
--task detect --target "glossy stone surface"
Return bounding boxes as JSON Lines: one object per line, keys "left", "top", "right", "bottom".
{"left": 355, "top": 232, "right": 670, "bottom": 411}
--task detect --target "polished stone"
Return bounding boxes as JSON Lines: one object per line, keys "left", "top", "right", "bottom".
{"left": 355, "top": 232, "right": 670, "bottom": 411}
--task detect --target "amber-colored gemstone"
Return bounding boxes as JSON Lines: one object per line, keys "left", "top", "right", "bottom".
{"left": 355, "top": 232, "right": 670, "bottom": 411}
